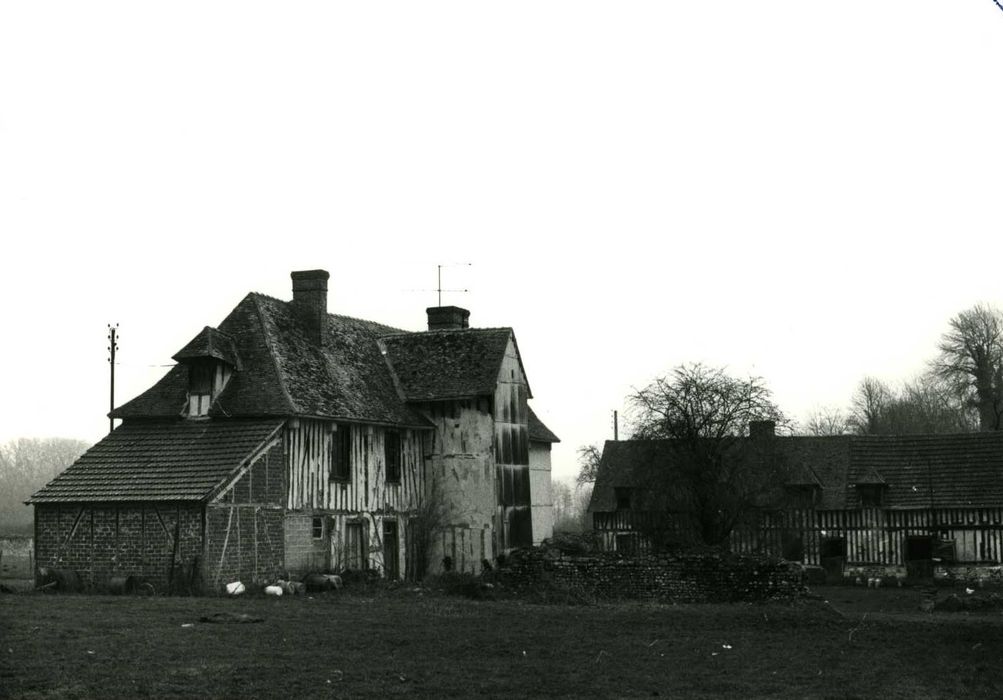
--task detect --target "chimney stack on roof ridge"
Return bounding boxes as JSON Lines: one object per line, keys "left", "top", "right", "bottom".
{"left": 426, "top": 306, "right": 470, "bottom": 331}
{"left": 291, "top": 269, "right": 330, "bottom": 346}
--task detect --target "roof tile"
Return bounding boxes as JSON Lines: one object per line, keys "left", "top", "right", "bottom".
{"left": 28, "top": 419, "right": 283, "bottom": 503}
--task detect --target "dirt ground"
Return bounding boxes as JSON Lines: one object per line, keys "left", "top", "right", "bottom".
{"left": 1, "top": 583, "right": 1002, "bottom": 699}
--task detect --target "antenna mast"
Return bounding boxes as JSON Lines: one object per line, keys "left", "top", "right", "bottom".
{"left": 108, "top": 324, "right": 118, "bottom": 433}
{"left": 436, "top": 263, "right": 471, "bottom": 306}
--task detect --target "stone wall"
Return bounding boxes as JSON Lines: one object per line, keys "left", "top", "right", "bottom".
{"left": 501, "top": 547, "right": 804, "bottom": 603}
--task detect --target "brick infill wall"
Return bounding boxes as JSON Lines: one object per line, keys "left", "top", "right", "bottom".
{"left": 500, "top": 548, "right": 805, "bottom": 603}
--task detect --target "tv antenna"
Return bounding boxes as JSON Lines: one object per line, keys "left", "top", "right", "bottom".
{"left": 405, "top": 263, "right": 472, "bottom": 306}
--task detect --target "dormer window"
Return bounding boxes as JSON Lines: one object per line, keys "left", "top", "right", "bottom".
{"left": 188, "top": 361, "right": 214, "bottom": 417}
{"left": 171, "top": 326, "right": 242, "bottom": 420}
{"left": 854, "top": 467, "right": 887, "bottom": 509}
{"left": 615, "top": 487, "right": 632, "bottom": 511}
{"left": 857, "top": 484, "right": 885, "bottom": 508}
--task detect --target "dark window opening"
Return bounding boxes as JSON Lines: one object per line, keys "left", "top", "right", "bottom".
{"left": 784, "top": 485, "right": 818, "bottom": 508}
{"left": 385, "top": 430, "right": 402, "bottom": 483}
{"left": 187, "top": 362, "right": 214, "bottom": 417}
{"left": 905, "top": 535, "right": 934, "bottom": 561}
{"left": 330, "top": 424, "right": 352, "bottom": 481}
{"left": 615, "top": 533, "right": 639, "bottom": 555}
{"left": 781, "top": 532, "right": 805, "bottom": 562}
{"left": 857, "top": 485, "right": 884, "bottom": 508}
{"left": 820, "top": 536, "right": 847, "bottom": 559}
{"left": 311, "top": 517, "right": 324, "bottom": 540}
{"left": 615, "top": 488, "right": 632, "bottom": 511}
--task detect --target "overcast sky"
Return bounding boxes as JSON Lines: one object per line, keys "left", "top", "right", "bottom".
{"left": 2, "top": 2, "right": 1002, "bottom": 484}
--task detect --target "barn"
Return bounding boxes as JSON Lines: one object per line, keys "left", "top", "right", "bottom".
{"left": 589, "top": 421, "right": 1003, "bottom": 581}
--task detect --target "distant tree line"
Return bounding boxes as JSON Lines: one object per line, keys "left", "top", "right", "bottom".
{"left": 806, "top": 303, "right": 1003, "bottom": 435}
{"left": 0, "top": 438, "right": 90, "bottom": 534}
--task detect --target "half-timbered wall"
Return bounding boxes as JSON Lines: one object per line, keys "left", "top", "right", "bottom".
{"left": 285, "top": 419, "right": 424, "bottom": 513}
{"left": 730, "top": 508, "right": 1003, "bottom": 567}
{"left": 205, "top": 438, "right": 285, "bottom": 587}
{"left": 424, "top": 398, "right": 496, "bottom": 574}
{"left": 594, "top": 507, "right": 1003, "bottom": 574}
{"left": 495, "top": 338, "right": 531, "bottom": 551}
{"left": 283, "top": 419, "right": 424, "bottom": 578}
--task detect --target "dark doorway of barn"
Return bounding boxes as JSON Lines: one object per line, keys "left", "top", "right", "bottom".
{"left": 904, "top": 535, "right": 934, "bottom": 579}
{"left": 781, "top": 531, "right": 805, "bottom": 562}
{"left": 383, "top": 520, "right": 399, "bottom": 580}
{"left": 819, "top": 536, "right": 846, "bottom": 583}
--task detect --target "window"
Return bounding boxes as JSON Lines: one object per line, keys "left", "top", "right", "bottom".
{"left": 311, "top": 517, "right": 324, "bottom": 540}
{"left": 615, "top": 533, "right": 639, "bottom": 555}
{"left": 615, "top": 487, "right": 632, "bottom": 511}
{"left": 330, "top": 424, "right": 352, "bottom": 481}
{"left": 385, "top": 430, "right": 402, "bottom": 483}
{"left": 187, "top": 362, "right": 213, "bottom": 417}
{"left": 857, "top": 485, "right": 884, "bottom": 508}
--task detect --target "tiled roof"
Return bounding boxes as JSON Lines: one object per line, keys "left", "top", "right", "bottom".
{"left": 848, "top": 433, "right": 1003, "bottom": 509}
{"left": 379, "top": 328, "right": 515, "bottom": 401}
{"left": 27, "top": 419, "right": 283, "bottom": 503}
{"left": 589, "top": 432, "right": 1003, "bottom": 512}
{"left": 173, "top": 326, "right": 242, "bottom": 369}
{"left": 252, "top": 295, "right": 427, "bottom": 426}
{"left": 113, "top": 294, "right": 430, "bottom": 427}
{"left": 112, "top": 289, "right": 547, "bottom": 430}
{"left": 528, "top": 406, "right": 560, "bottom": 443}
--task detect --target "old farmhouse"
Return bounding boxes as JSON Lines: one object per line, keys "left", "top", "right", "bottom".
{"left": 29, "top": 270, "right": 559, "bottom": 591}
{"left": 589, "top": 421, "right": 1003, "bottom": 582}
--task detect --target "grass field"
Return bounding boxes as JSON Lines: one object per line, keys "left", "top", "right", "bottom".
{"left": 1, "top": 586, "right": 1002, "bottom": 699}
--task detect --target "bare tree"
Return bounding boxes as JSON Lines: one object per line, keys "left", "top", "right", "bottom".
{"left": 553, "top": 479, "right": 588, "bottom": 533}
{"left": 933, "top": 303, "right": 1003, "bottom": 431}
{"left": 803, "top": 406, "right": 850, "bottom": 436}
{"left": 626, "top": 363, "right": 788, "bottom": 547}
{"left": 847, "top": 376, "right": 893, "bottom": 435}
{"left": 847, "top": 374, "right": 976, "bottom": 435}
{"left": 575, "top": 444, "right": 602, "bottom": 487}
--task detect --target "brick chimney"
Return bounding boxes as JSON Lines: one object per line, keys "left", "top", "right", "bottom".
{"left": 426, "top": 306, "right": 470, "bottom": 331}
{"left": 291, "top": 269, "right": 330, "bottom": 345}
{"left": 749, "top": 420, "right": 776, "bottom": 440}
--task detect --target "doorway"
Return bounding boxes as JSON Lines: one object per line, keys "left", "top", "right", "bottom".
{"left": 383, "top": 520, "right": 400, "bottom": 581}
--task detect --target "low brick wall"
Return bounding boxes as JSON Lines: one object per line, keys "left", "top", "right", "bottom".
{"left": 501, "top": 548, "right": 805, "bottom": 603}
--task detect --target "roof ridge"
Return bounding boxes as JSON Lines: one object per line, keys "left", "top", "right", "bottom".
{"left": 249, "top": 291, "right": 410, "bottom": 335}
{"left": 380, "top": 326, "right": 514, "bottom": 339}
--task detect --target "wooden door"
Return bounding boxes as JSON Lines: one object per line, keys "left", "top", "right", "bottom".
{"left": 383, "top": 520, "right": 399, "bottom": 581}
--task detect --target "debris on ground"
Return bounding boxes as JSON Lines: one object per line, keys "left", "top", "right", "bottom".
{"left": 199, "top": 612, "right": 264, "bottom": 624}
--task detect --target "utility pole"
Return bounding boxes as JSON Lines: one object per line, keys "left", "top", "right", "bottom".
{"left": 108, "top": 324, "right": 118, "bottom": 434}
{"left": 613, "top": 410, "right": 619, "bottom": 441}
